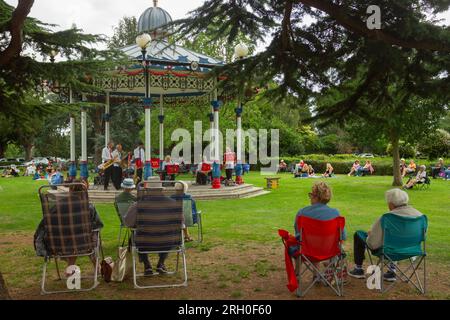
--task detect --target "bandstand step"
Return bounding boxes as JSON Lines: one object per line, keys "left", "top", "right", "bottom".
{"left": 87, "top": 183, "right": 269, "bottom": 203}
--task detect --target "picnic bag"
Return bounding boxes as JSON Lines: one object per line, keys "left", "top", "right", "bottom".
{"left": 111, "top": 230, "right": 133, "bottom": 282}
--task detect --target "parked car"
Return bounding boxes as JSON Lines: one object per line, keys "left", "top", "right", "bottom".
{"left": 16, "top": 158, "right": 25, "bottom": 163}
{"left": 360, "top": 153, "right": 375, "bottom": 158}
{"left": 31, "top": 157, "right": 49, "bottom": 165}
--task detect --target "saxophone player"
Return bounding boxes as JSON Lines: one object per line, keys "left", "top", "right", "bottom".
{"left": 102, "top": 141, "right": 114, "bottom": 190}
{"left": 112, "top": 144, "right": 123, "bottom": 190}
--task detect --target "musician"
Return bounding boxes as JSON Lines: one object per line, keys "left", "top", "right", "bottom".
{"left": 161, "top": 155, "right": 175, "bottom": 181}
{"left": 224, "top": 147, "right": 236, "bottom": 182}
{"left": 101, "top": 141, "right": 114, "bottom": 190}
{"left": 196, "top": 156, "right": 212, "bottom": 185}
{"left": 111, "top": 144, "right": 123, "bottom": 190}
{"left": 133, "top": 142, "right": 145, "bottom": 183}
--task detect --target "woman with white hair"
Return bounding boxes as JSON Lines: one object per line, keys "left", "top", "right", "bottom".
{"left": 403, "top": 165, "right": 427, "bottom": 189}
{"left": 349, "top": 188, "right": 423, "bottom": 281}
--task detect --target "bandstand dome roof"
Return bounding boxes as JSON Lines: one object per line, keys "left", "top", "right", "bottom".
{"left": 138, "top": 0, "right": 172, "bottom": 35}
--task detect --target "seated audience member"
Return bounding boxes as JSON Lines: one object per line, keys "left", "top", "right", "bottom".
{"left": 298, "top": 162, "right": 310, "bottom": 178}
{"left": 402, "top": 160, "right": 416, "bottom": 178}
{"left": 431, "top": 158, "right": 445, "bottom": 179}
{"left": 34, "top": 180, "right": 103, "bottom": 276}
{"left": 172, "top": 181, "right": 199, "bottom": 243}
{"left": 24, "top": 163, "right": 36, "bottom": 176}
{"left": 356, "top": 160, "right": 374, "bottom": 176}
{"left": 9, "top": 165, "right": 19, "bottom": 177}
{"left": 293, "top": 160, "right": 305, "bottom": 177}
{"left": 49, "top": 168, "right": 63, "bottom": 189}
{"left": 444, "top": 166, "right": 450, "bottom": 180}
{"left": 399, "top": 158, "right": 407, "bottom": 175}
{"left": 114, "top": 178, "right": 137, "bottom": 224}
{"left": 289, "top": 182, "right": 346, "bottom": 256}
{"left": 348, "top": 160, "right": 361, "bottom": 176}
{"left": 403, "top": 165, "right": 427, "bottom": 189}
{"left": 1, "top": 168, "right": 11, "bottom": 178}
{"left": 279, "top": 160, "right": 287, "bottom": 172}
{"left": 322, "top": 163, "right": 334, "bottom": 178}
{"left": 308, "top": 165, "right": 315, "bottom": 177}
{"left": 123, "top": 188, "right": 171, "bottom": 275}
{"left": 349, "top": 189, "right": 423, "bottom": 281}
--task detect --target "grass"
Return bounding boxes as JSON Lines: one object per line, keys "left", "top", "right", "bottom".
{"left": 0, "top": 172, "right": 449, "bottom": 298}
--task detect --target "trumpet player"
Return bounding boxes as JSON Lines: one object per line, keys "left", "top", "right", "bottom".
{"left": 112, "top": 144, "right": 123, "bottom": 190}
{"left": 102, "top": 141, "right": 114, "bottom": 190}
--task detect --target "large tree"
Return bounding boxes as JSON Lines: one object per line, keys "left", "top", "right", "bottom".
{"left": 0, "top": 0, "right": 123, "bottom": 159}
{"left": 174, "top": 0, "right": 450, "bottom": 185}
{"left": 107, "top": 16, "right": 138, "bottom": 49}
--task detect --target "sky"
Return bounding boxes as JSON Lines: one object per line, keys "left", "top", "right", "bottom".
{"left": 4, "top": 0, "right": 450, "bottom": 50}
{"left": 5, "top": 0, "right": 205, "bottom": 36}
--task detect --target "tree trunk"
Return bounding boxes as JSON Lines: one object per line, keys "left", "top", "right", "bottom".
{"left": 390, "top": 130, "right": 402, "bottom": 186}
{"left": 0, "top": 142, "right": 5, "bottom": 158}
{"left": 0, "top": 271, "right": 11, "bottom": 300}
{"left": 23, "top": 143, "right": 33, "bottom": 161}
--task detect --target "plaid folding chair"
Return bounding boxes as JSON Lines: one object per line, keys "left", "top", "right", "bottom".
{"left": 38, "top": 184, "right": 100, "bottom": 294}
{"left": 366, "top": 214, "right": 428, "bottom": 294}
{"left": 182, "top": 197, "right": 203, "bottom": 243}
{"left": 131, "top": 182, "right": 187, "bottom": 289}
{"left": 294, "top": 216, "right": 346, "bottom": 297}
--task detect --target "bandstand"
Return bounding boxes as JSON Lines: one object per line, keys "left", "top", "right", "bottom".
{"left": 64, "top": 1, "right": 268, "bottom": 202}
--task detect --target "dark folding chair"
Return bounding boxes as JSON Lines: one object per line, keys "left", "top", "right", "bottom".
{"left": 38, "top": 184, "right": 100, "bottom": 294}
{"left": 131, "top": 181, "right": 187, "bottom": 289}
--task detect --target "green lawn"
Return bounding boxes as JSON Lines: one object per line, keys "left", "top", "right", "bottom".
{"left": 0, "top": 173, "right": 449, "bottom": 298}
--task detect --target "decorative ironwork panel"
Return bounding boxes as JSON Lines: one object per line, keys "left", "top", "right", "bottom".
{"left": 94, "top": 71, "right": 215, "bottom": 92}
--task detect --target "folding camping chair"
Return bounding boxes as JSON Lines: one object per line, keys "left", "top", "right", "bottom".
{"left": 182, "top": 197, "right": 203, "bottom": 243}
{"left": 114, "top": 195, "right": 135, "bottom": 243}
{"left": 416, "top": 176, "right": 431, "bottom": 190}
{"left": 365, "top": 214, "right": 428, "bottom": 294}
{"left": 294, "top": 216, "right": 346, "bottom": 297}
{"left": 38, "top": 184, "right": 100, "bottom": 294}
{"left": 131, "top": 181, "right": 187, "bottom": 289}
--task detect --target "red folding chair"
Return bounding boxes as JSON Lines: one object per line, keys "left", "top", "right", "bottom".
{"left": 294, "top": 216, "right": 346, "bottom": 297}
{"left": 151, "top": 158, "right": 160, "bottom": 170}
{"left": 166, "top": 164, "right": 179, "bottom": 175}
{"left": 201, "top": 163, "right": 211, "bottom": 172}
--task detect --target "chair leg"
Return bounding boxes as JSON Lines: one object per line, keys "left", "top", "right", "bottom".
{"left": 55, "top": 257, "right": 62, "bottom": 281}
{"left": 41, "top": 258, "right": 49, "bottom": 295}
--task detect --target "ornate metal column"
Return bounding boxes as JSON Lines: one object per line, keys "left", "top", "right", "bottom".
{"left": 159, "top": 94, "right": 165, "bottom": 169}
{"left": 104, "top": 91, "right": 111, "bottom": 147}
{"left": 235, "top": 102, "right": 244, "bottom": 185}
{"left": 211, "top": 83, "right": 221, "bottom": 189}
{"left": 69, "top": 87, "right": 77, "bottom": 180}
{"left": 80, "top": 94, "right": 88, "bottom": 182}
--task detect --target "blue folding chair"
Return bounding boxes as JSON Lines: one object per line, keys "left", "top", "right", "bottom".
{"left": 367, "top": 214, "right": 428, "bottom": 294}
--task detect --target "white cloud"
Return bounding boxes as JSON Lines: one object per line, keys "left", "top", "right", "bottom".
{"left": 5, "top": 0, "right": 205, "bottom": 36}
